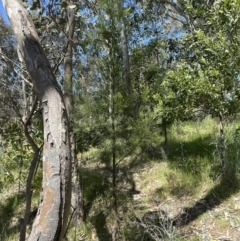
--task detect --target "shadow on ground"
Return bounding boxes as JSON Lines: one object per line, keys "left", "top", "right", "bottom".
{"left": 163, "top": 134, "right": 215, "bottom": 174}
{"left": 173, "top": 172, "right": 239, "bottom": 227}
{"left": 0, "top": 190, "right": 38, "bottom": 240}
{"left": 78, "top": 126, "right": 240, "bottom": 240}
{"left": 133, "top": 173, "right": 240, "bottom": 240}
{"left": 0, "top": 191, "right": 24, "bottom": 239}
{"left": 90, "top": 211, "right": 112, "bottom": 241}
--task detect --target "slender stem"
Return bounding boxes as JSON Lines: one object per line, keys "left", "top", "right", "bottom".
{"left": 19, "top": 98, "right": 40, "bottom": 241}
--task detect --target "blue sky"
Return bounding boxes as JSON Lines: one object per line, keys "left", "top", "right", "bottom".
{"left": 0, "top": 0, "right": 9, "bottom": 23}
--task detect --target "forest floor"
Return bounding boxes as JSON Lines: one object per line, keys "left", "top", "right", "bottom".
{"left": 123, "top": 117, "right": 240, "bottom": 240}
{"left": 2, "top": 118, "right": 240, "bottom": 241}
{"left": 131, "top": 160, "right": 240, "bottom": 241}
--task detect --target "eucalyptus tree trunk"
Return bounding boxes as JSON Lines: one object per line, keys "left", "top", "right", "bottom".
{"left": 119, "top": 14, "right": 132, "bottom": 96}
{"left": 117, "top": 0, "right": 134, "bottom": 115}
{"left": 63, "top": 2, "right": 84, "bottom": 224}
{"left": 219, "top": 111, "right": 226, "bottom": 172}
{"left": 3, "top": 0, "right": 71, "bottom": 240}
{"left": 108, "top": 45, "right": 119, "bottom": 241}
{"left": 109, "top": 68, "right": 118, "bottom": 241}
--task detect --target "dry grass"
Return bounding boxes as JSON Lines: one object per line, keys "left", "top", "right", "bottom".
{"left": 2, "top": 117, "right": 240, "bottom": 240}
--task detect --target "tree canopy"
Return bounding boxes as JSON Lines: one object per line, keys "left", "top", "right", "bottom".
{"left": 2, "top": 0, "right": 240, "bottom": 240}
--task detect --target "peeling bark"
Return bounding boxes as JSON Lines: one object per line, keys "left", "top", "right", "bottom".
{"left": 3, "top": 0, "right": 71, "bottom": 240}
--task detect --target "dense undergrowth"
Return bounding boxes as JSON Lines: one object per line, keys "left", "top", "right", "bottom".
{"left": 1, "top": 117, "right": 240, "bottom": 240}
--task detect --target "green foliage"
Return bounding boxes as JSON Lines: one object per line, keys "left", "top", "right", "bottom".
{"left": 81, "top": 167, "right": 110, "bottom": 205}
{"left": 153, "top": 0, "right": 240, "bottom": 124}
{"left": 0, "top": 121, "right": 29, "bottom": 188}
{"left": 4, "top": 0, "right": 240, "bottom": 239}
{"left": 0, "top": 110, "right": 42, "bottom": 191}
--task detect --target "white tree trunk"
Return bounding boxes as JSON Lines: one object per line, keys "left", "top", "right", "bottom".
{"left": 3, "top": 0, "right": 71, "bottom": 240}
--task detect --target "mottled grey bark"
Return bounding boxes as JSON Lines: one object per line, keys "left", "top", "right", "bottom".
{"left": 3, "top": 0, "right": 71, "bottom": 240}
